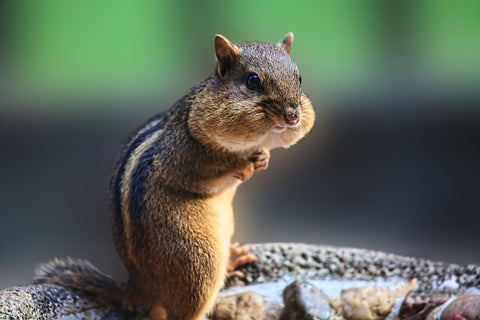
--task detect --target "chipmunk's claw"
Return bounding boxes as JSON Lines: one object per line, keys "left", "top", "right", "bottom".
{"left": 249, "top": 148, "right": 270, "bottom": 172}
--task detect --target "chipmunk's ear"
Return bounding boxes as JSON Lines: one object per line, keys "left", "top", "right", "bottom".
{"left": 280, "top": 32, "right": 294, "bottom": 54}
{"left": 215, "top": 34, "right": 239, "bottom": 77}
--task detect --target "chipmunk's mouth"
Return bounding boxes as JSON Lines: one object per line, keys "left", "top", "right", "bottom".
{"left": 273, "top": 125, "right": 287, "bottom": 132}
{"left": 272, "top": 114, "right": 302, "bottom": 133}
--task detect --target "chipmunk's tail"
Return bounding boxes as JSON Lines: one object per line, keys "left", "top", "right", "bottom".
{"left": 33, "top": 257, "right": 125, "bottom": 303}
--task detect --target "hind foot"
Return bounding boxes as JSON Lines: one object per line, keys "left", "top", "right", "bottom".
{"left": 226, "top": 242, "right": 258, "bottom": 278}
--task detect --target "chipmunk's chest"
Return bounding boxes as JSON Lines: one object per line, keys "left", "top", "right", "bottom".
{"left": 204, "top": 181, "right": 239, "bottom": 241}
{"left": 203, "top": 174, "right": 242, "bottom": 196}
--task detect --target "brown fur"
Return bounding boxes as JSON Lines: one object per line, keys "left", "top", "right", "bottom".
{"left": 35, "top": 33, "right": 315, "bottom": 320}
{"left": 33, "top": 257, "right": 123, "bottom": 304}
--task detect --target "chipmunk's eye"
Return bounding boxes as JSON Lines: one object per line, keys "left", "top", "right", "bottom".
{"left": 245, "top": 72, "right": 262, "bottom": 91}
{"left": 299, "top": 75, "right": 302, "bottom": 85}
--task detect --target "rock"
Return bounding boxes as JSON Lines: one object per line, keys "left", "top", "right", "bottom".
{"left": 330, "top": 279, "right": 417, "bottom": 320}
{"left": 0, "top": 284, "right": 146, "bottom": 320}
{"left": 213, "top": 295, "right": 237, "bottom": 319}
{"left": 2, "top": 243, "right": 480, "bottom": 320}
{"left": 235, "top": 243, "right": 480, "bottom": 294}
{"left": 280, "top": 280, "right": 331, "bottom": 320}
{"left": 399, "top": 295, "right": 449, "bottom": 320}
{"left": 330, "top": 286, "right": 396, "bottom": 320}
{"left": 440, "top": 295, "right": 480, "bottom": 320}
{"left": 210, "top": 291, "right": 265, "bottom": 320}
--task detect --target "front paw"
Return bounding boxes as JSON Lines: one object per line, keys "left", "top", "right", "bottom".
{"left": 232, "top": 149, "right": 270, "bottom": 181}
{"left": 233, "top": 162, "right": 255, "bottom": 181}
{"left": 249, "top": 148, "right": 270, "bottom": 173}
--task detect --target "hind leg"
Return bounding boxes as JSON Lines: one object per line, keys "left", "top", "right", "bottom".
{"left": 226, "top": 242, "right": 258, "bottom": 278}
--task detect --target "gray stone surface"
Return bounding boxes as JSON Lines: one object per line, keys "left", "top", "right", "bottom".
{"left": 230, "top": 243, "right": 480, "bottom": 296}
{"left": 1, "top": 243, "right": 479, "bottom": 320}
{"left": 0, "top": 284, "right": 129, "bottom": 320}
{"left": 280, "top": 281, "right": 331, "bottom": 320}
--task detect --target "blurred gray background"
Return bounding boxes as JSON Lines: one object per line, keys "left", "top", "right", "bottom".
{"left": 0, "top": 1, "right": 479, "bottom": 288}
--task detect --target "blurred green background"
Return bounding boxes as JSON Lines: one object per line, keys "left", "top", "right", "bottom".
{"left": 1, "top": 1, "right": 479, "bottom": 288}
{"left": 4, "top": 0, "right": 479, "bottom": 105}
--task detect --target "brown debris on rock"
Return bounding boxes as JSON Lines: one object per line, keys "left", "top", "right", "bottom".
{"left": 210, "top": 291, "right": 265, "bottom": 320}
{"left": 399, "top": 295, "right": 450, "bottom": 320}
{"left": 329, "top": 279, "right": 417, "bottom": 320}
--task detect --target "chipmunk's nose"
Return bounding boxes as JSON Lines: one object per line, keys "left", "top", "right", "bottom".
{"left": 284, "top": 106, "right": 300, "bottom": 126}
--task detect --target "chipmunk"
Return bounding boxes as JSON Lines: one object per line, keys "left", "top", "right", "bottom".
{"left": 33, "top": 32, "right": 315, "bottom": 320}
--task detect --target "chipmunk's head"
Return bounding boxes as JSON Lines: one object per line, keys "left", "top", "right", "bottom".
{"left": 189, "top": 33, "right": 315, "bottom": 153}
